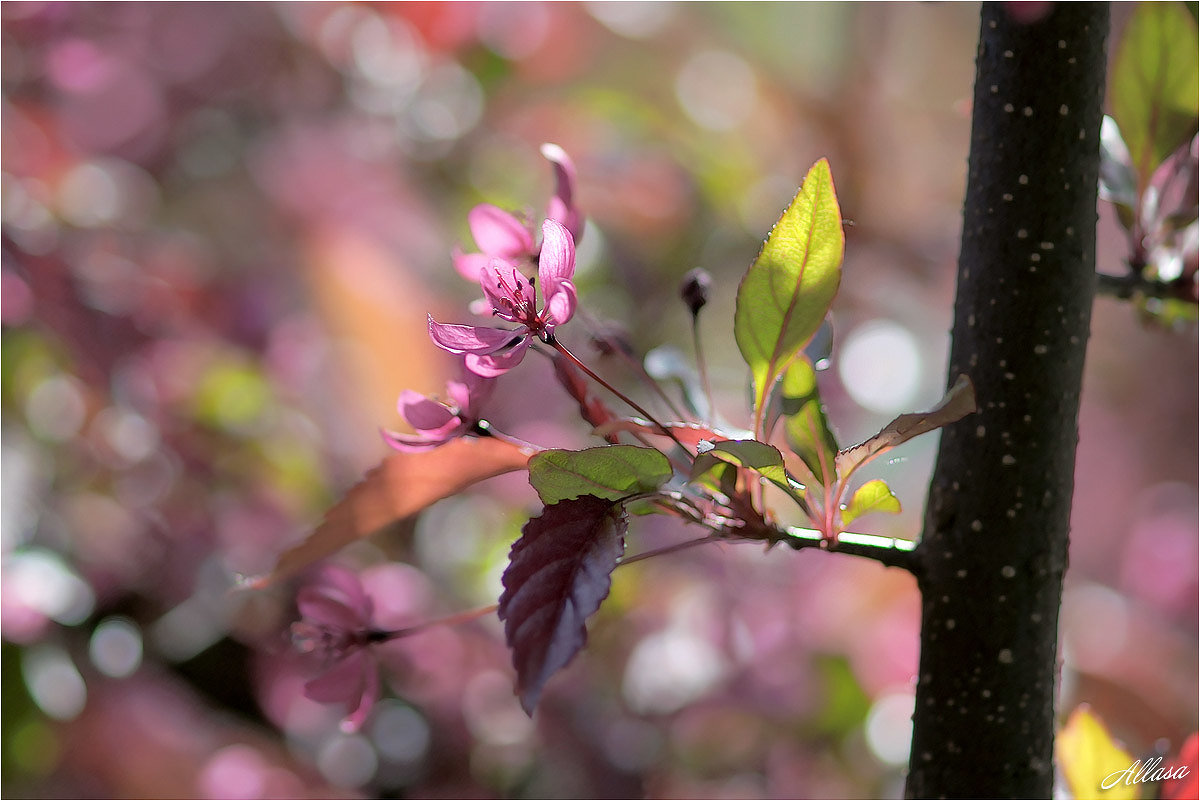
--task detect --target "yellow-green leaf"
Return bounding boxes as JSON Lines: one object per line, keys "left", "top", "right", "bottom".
{"left": 735, "top": 159, "right": 844, "bottom": 433}
{"left": 780, "top": 357, "right": 839, "bottom": 488}
{"left": 1111, "top": 2, "right": 1200, "bottom": 189}
{"left": 840, "top": 479, "right": 900, "bottom": 526}
{"left": 1056, "top": 705, "right": 1139, "bottom": 800}
{"left": 690, "top": 439, "right": 808, "bottom": 510}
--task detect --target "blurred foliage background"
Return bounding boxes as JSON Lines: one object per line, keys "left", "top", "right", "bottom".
{"left": 1, "top": 3, "right": 1195, "bottom": 798}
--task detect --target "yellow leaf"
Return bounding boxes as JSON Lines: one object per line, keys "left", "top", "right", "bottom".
{"left": 1056, "top": 705, "right": 1138, "bottom": 800}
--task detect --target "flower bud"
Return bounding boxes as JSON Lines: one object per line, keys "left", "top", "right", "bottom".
{"left": 680, "top": 268, "right": 712, "bottom": 316}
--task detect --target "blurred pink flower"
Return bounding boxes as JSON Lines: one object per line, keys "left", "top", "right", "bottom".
{"left": 451, "top": 143, "right": 584, "bottom": 281}
{"left": 429, "top": 219, "right": 578, "bottom": 377}
{"left": 382, "top": 370, "right": 494, "bottom": 452}
{"left": 291, "top": 566, "right": 381, "bottom": 732}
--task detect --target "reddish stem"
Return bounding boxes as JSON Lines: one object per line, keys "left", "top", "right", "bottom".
{"left": 550, "top": 337, "right": 689, "bottom": 453}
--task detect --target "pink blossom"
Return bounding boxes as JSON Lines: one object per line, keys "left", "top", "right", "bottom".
{"left": 429, "top": 219, "right": 578, "bottom": 377}
{"left": 382, "top": 371, "right": 494, "bottom": 452}
{"left": 541, "top": 142, "right": 584, "bottom": 244}
{"left": 451, "top": 203, "right": 536, "bottom": 281}
{"left": 291, "top": 566, "right": 381, "bottom": 732}
{"left": 451, "top": 143, "right": 584, "bottom": 282}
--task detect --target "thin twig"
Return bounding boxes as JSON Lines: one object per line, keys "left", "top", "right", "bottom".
{"left": 550, "top": 336, "right": 690, "bottom": 452}
{"left": 777, "top": 524, "right": 920, "bottom": 573}
{"left": 691, "top": 315, "right": 716, "bottom": 427}
{"left": 1096, "top": 271, "right": 1197, "bottom": 302}
{"left": 617, "top": 534, "right": 723, "bottom": 567}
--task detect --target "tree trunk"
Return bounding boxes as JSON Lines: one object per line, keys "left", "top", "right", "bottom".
{"left": 905, "top": 4, "right": 1109, "bottom": 798}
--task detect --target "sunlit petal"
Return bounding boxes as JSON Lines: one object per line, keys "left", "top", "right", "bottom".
{"left": 468, "top": 203, "right": 534, "bottom": 258}
{"left": 381, "top": 429, "right": 453, "bottom": 452}
{"left": 397, "top": 391, "right": 457, "bottom": 431}
{"left": 427, "top": 315, "right": 521, "bottom": 354}
{"left": 537, "top": 219, "right": 576, "bottom": 293}
{"left": 452, "top": 247, "right": 490, "bottom": 282}
{"left": 543, "top": 280, "right": 577, "bottom": 328}
{"left": 447, "top": 373, "right": 493, "bottom": 413}
{"left": 542, "top": 143, "right": 584, "bottom": 242}
{"left": 465, "top": 338, "right": 531, "bottom": 377}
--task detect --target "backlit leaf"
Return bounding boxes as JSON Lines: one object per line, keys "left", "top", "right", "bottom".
{"left": 529, "top": 445, "right": 672, "bottom": 505}
{"left": 779, "top": 357, "right": 839, "bottom": 487}
{"left": 252, "top": 437, "right": 532, "bottom": 587}
{"left": 1055, "top": 705, "right": 1138, "bottom": 800}
{"left": 840, "top": 479, "right": 901, "bottom": 526}
{"left": 1098, "top": 116, "right": 1139, "bottom": 222}
{"left": 836, "top": 375, "right": 977, "bottom": 480}
{"left": 499, "top": 495, "right": 626, "bottom": 714}
{"left": 735, "top": 159, "right": 844, "bottom": 432}
{"left": 1111, "top": 2, "right": 1200, "bottom": 189}
{"left": 691, "top": 439, "right": 807, "bottom": 508}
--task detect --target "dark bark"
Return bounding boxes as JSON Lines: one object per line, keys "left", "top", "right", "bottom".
{"left": 905, "top": 4, "right": 1109, "bottom": 798}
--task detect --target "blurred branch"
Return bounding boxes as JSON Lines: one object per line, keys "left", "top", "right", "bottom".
{"left": 1096, "top": 270, "right": 1198, "bottom": 302}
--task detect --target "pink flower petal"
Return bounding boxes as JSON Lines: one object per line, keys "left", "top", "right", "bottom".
{"left": 297, "top": 566, "right": 372, "bottom": 628}
{"left": 447, "top": 374, "right": 492, "bottom": 414}
{"left": 341, "top": 658, "right": 381, "bottom": 732}
{"left": 296, "top": 590, "right": 361, "bottom": 631}
{"left": 452, "top": 248, "right": 490, "bottom": 282}
{"left": 479, "top": 260, "right": 536, "bottom": 318}
{"left": 428, "top": 315, "right": 523, "bottom": 354}
{"left": 468, "top": 204, "right": 534, "bottom": 259}
{"left": 465, "top": 337, "right": 531, "bottom": 377}
{"left": 537, "top": 219, "right": 576, "bottom": 292}
{"left": 397, "top": 391, "right": 457, "bottom": 431}
{"left": 303, "top": 650, "right": 367, "bottom": 705}
{"left": 382, "top": 429, "right": 454, "bottom": 452}
{"left": 543, "top": 279, "right": 577, "bottom": 328}
{"left": 542, "top": 143, "right": 584, "bottom": 242}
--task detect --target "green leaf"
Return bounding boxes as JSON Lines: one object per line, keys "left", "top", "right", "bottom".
{"left": 690, "top": 439, "right": 807, "bottom": 508}
{"left": 529, "top": 445, "right": 672, "bottom": 505}
{"left": 779, "top": 357, "right": 839, "bottom": 487}
{"left": 840, "top": 479, "right": 901, "bottom": 526}
{"left": 735, "top": 158, "right": 845, "bottom": 432}
{"left": 1111, "top": 2, "right": 1200, "bottom": 189}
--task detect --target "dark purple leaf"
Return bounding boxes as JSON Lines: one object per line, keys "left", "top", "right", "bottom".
{"left": 498, "top": 495, "right": 626, "bottom": 714}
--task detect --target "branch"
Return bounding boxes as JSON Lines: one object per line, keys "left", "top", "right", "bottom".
{"left": 1096, "top": 270, "right": 1198, "bottom": 302}
{"left": 778, "top": 525, "right": 920, "bottom": 573}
